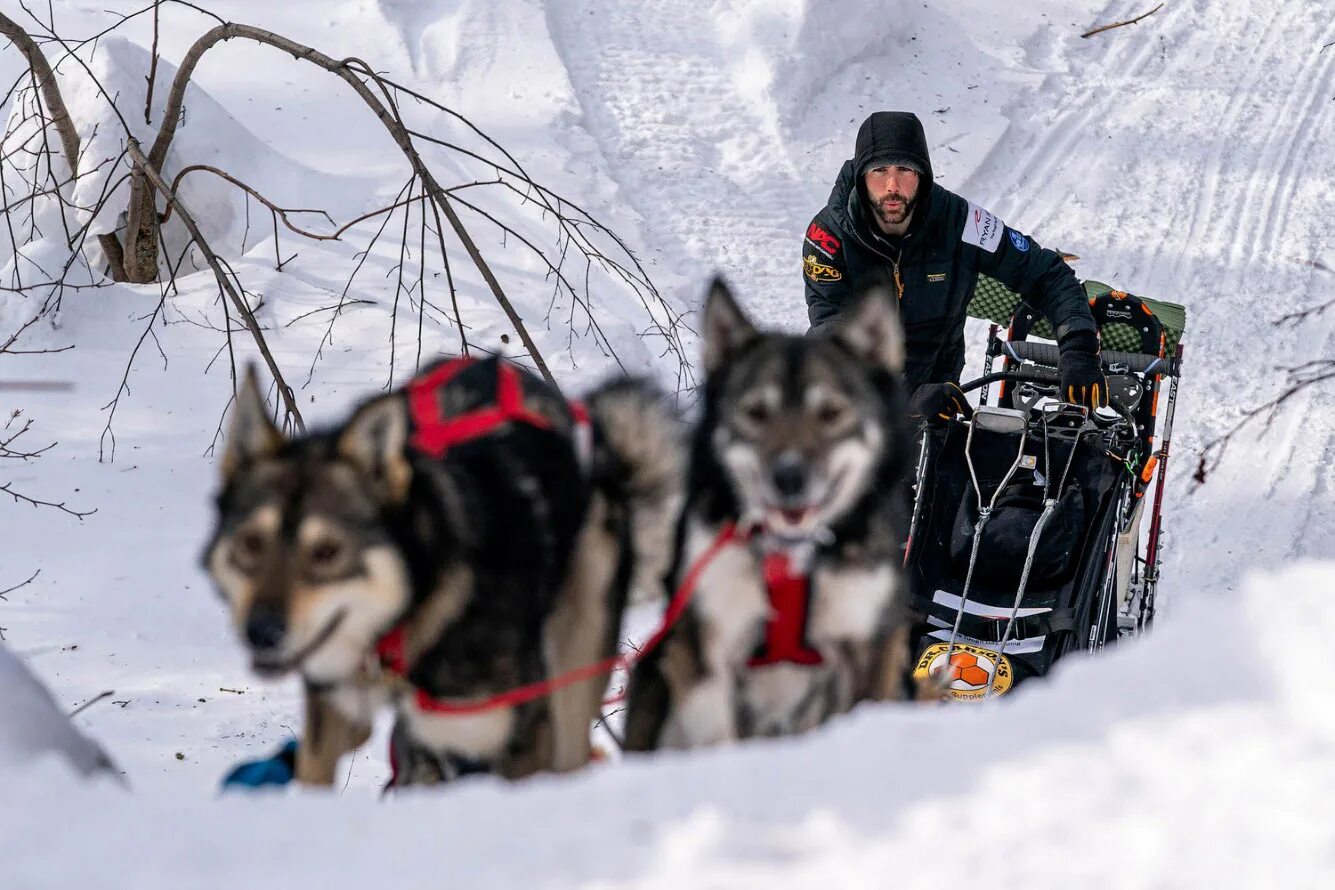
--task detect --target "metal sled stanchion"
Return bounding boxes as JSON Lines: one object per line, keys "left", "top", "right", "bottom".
{"left": 984, "top": 407, "right": 1085, "bottom": 698}
{"left": 941, "top": 407, "right": 1030, "bottom": 671}
{"left": 1140, "top": 344, "right": 1184, "bottom": 631}
{"left": 903, "top": 429, "right": 932, "bottom": 567}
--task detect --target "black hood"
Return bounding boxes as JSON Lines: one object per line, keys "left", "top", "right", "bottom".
{"left": 853, "top": 111, "right": 934, "bottom": 186}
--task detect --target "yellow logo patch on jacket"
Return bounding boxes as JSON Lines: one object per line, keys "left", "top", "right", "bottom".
{"left": 804, "top": 254, "right": 842, "bottom": 283}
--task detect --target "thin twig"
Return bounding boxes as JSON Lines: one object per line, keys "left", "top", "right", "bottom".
{"left": 69, "top": 690, "right": 114, "bottom": 718}
{"left": 0, "top": 481, "right": 95, "bottom": 518}
{"left": 1195, "top": 360, "right": 1335, "bottom": 483}
{"left": 1082, "top": 3, "right": 1165, "bottom": 39}
{"left": 283, "top": 299, "right": 373, "bottom": 327}
{"left": 0, "top": 569, "right": 39, "bottom": 599}
{"left": 144, "top": 0, "right": 160, "bottom": 125}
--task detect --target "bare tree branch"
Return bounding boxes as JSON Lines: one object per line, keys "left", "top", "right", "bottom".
{"left": 126, "top": 138, "right": 305, "bottom": 434}
{"left": 141, "top": 22, "right": 557, "bottom": 387}
{"left": 1194, "top": 359, "right": 1335, "bottom": 484}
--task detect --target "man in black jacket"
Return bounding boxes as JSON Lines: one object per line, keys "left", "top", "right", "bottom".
{"left": 804, "top": 111, "right": 1106, "bottom": 418}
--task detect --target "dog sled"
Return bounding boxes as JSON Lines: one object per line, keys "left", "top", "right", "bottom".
{"left": 905, "top": 279, "right": 1187, "bottom": 700}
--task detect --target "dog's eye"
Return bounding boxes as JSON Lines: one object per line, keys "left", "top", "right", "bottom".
{"left": 742, "top": 401, "right": 772, "bottom": 425}
{"left": 816, "top": 403, "right": 847, "bottom": 426}
{"left": 309, "top": 540, "right": 343, "bottom": 566}
{"left": 236, "top": 531, "right": 265, "bottom": 559}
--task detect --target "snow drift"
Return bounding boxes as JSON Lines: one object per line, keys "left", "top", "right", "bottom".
{"left": 2, "top": 562, "right": 1331, "bottom": 887}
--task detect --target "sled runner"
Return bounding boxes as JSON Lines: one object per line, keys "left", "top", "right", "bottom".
{"left": 906, "top": 280, "right": 1186, "bottom": 700}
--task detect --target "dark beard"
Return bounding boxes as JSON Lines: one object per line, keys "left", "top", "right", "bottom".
{"left": 872, "top": 191, "right": 917, "bottom": 229}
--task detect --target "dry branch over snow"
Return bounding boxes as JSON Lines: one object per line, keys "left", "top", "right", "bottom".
{"left": 1081, "top": 3, "right": 1165, "bottom": 39}
{"left": 1, "top": 1, "right": 692, "bottom": 443}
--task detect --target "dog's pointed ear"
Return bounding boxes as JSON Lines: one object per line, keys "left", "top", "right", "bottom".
{"left": 222, "top": 365, "right": 283, "bottom": 480}
{"left": 703, "top": 276, "right": 758, "bottom": 374}
{"left": 337, "top": 394, "right": 412, "bottom": 502}
{"left": 832, "top": 287, "right": 905, "bottom": 374}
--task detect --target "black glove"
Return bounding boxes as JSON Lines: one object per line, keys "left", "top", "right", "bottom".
{"left": 909, "top": 382, "right": 973, "bottom": 426}
{"left": 1058, "top": 331, "right": 1108, "bottom": 409}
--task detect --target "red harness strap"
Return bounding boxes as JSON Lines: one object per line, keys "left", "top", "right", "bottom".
{"left": 374, "top": 355, "right": 698, "bottom": 716}
{"left": 747, "top": 549, "right": 824, "bottom": 667}
{"left": 377, "top": 523, "right": 740, "bottom": 715}
{"left": 406, "top": 358, "right": 560, "bottom": 458}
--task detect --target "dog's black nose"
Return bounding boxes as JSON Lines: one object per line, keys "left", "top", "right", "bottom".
{"left": 245, "top": 602, "right": 287, "bottom": 651}
{"left": 772, "top": 455, "right": 808, "bottom": 500}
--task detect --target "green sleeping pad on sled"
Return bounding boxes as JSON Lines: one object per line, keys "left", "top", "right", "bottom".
{"left": 969, "top": 276, "right": 1187, "bottom": 354}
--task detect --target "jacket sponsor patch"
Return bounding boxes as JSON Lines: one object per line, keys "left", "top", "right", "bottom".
{"left": 962, "top": 201, "right": 1004, "bottom": 253}
{"left": 1008, "top": 229, "right": 1030, "bottom": 252}
{"left": 805, "top": 222, "right": 841, "bottom": 258}
{"left": 927, "top": 272, "right": 947, "bottom": 283}
{"left": 803, "top": 254, "right": 842, "bottom": 283}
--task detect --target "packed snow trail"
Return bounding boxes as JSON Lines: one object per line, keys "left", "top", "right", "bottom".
{"left": 962, "top": 0, "right": 1335, "bottom": 591}
{"left": 546, "top": 0, "right": 818, "bottom": 327}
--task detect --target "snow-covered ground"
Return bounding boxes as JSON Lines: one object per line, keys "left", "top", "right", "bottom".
{"left": 2, "top": 0, "right": 1333, "bottom": 885}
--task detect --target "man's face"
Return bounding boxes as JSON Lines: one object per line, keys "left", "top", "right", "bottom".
{"left": 864, "top": 165, "right": 920, "bottom": 230}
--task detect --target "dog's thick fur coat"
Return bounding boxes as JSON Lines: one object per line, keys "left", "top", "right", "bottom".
{"left": 623, "top": 279, "right": 919, "bottom": 750}
{"left": 204, "top": 358, "right": 681, "bottom": 785}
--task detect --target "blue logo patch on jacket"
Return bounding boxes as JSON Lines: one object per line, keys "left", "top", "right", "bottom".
{"left": 1009, "top": 229, "right": 1030, "bottom": 252}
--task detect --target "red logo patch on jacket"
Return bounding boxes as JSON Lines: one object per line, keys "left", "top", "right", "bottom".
{"left": 805, "top": 223, "right": 841, "bottom": 259}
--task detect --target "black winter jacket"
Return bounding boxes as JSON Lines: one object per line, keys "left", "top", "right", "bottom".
{"left": 804, "top": 134, "right": 1096, "bottom": 392}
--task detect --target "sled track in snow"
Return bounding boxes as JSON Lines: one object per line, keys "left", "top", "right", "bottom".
{"left": 545, "top": 0, "right": 1335, "bottom": 579}
{"left": 545, "top": 0, "right": 811, "bottom": 328}
{"left": 970, "top": 0, "right": 1335, "bottom": 583}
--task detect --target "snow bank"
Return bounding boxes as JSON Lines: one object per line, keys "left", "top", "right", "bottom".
{"left": 0, "top": 641, "right": 117, "bottom": 779}
{"left": 2, "top": 561, "right": 1331, "bottom": 888}
{"left": 0, "top": 35, "right": 362, "bottom": 304}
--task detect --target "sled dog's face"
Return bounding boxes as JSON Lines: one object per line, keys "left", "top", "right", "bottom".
{"left": 702, "top": 278, "right": 906, "bottom": 535}
{"left": 203, "top": 370, "right": 415, "bottom": 685}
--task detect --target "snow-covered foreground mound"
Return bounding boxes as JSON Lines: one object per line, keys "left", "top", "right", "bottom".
{"left": 3, "top": 561, "right": 1332, "bottom": 888}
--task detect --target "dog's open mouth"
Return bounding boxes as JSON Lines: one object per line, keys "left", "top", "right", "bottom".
{"left": 765, "top": 467, "right": 849, "bottom": 534}
{"left": 775, "top": 506, "right": 815, "bottom": 528}
{"left": 251, "top": 608, "right": 347, "bottom": 677}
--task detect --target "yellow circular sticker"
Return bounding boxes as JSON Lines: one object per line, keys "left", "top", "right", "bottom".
{"left": 913, "top": 642, "right": 1014, "bottom": 700}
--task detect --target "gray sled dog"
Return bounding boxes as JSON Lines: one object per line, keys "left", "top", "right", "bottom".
{"left": 623, "top": 278, "right": 922, "bottom": 750}
{"left": 204, "top": 357, "right": 681, "bottom": 786}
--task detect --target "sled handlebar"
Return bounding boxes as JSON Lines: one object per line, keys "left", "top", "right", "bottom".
{"left": 958, "top": 369, "right": 1057, "bottom": 393}
{"left": 958, "top": 369, "right": 1137, "bottom": 420}
{"left": 992, "top": 340, "right": 1179, "bottom": 376}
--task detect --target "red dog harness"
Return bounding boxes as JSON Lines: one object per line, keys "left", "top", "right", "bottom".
{"left": 373, "top": 357, "right": 822, "bottom": 730}
{"left": 403, "top": 357, "right": 589, "bottom": 460}
{"left": 747, "top": 546, "right": 824, "bottom": 667}
{"left": 374, "top": 357, "right": 598, "bottom": 713}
